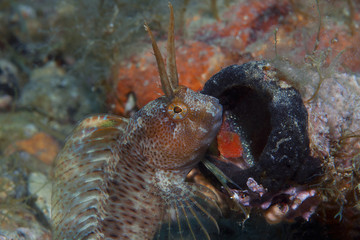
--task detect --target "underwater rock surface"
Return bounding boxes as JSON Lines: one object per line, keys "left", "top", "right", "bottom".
{"left": 0, "top": 59, "right": 19, "bottom": 111}
{"left": 18, "top": 62, "right": 95, "bottom": 123}
{"left": 202, "top": 61, "right": 321, "bottom": 193}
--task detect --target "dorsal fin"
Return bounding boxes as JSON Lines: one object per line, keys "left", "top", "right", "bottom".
{"left": 144, "top": 2, "right": 179, "bottom": 99}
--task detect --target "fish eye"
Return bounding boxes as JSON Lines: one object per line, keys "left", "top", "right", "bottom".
{"left": 167, "top": 102, "right": 188, "bottom": 120}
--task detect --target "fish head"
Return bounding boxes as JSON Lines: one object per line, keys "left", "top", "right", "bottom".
{"left": 139, "top": 4, "right": 222, "bottom": 172}
{"left": 136, "top": 85, "right": 222, "bottom": 170}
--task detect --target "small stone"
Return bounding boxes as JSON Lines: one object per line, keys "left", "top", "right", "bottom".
{"left": 28, "top": 172, "right": 52, "bottom": 221}
{"left": 9, "top": 132, "right": 60, "bottom": 165}
{"left": 0, "top": 59, "right": 19, "bottom": 111}
{"left": 0, "top": 177, "right": 15, "bottom": 201}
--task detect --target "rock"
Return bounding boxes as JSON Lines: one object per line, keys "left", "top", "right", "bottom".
{"left": 0, "top": 227, "right": 51, "bottom": 240}
{"left": 0, "top": 59, "right": 19, "bottom": 111}
{"left": 0, "top": 177, "right": 15, "bottom": 201}
{"left": 305, "top": 72, "right": 360, "bottom": 161}
{"left": 18, "top": 62, "right": 94, "bottom": 123}
{"left": 28, "top": 172, "right": 52, "bottom": 222}
{"left": 11, "top": 132, "right": 60, "bottom": 165}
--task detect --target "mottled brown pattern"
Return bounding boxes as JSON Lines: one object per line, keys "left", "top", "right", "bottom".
{"left": 52, "top": 4, "right": 222, "bottom": 239}
{"left": 52, "top": 90, "right": 222, "bottom": 239}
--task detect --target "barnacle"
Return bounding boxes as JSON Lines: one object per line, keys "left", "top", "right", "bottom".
{"left": 201, "top": 60, "right": 322, "bottom": 193}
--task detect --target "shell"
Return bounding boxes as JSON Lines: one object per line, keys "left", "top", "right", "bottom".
{"left": 201, "top": 61, "right": 322, "bottom": 193}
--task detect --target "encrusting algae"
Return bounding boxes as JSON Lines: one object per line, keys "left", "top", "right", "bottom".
{"left": 51, "top": 3, "right": 223, "bottom": 240}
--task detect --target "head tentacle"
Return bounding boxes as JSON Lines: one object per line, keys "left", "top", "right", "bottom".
{"left": 144, "top": 2, "right": 179, "bottom": 99}
{"left": 166, "top": 2, "right": 179, "bottom": 91}
{"left": 144, "top": 22, "right": 173, "bottom": 99}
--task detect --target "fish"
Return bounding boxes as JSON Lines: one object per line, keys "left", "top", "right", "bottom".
{"left": 51, "top": 3, "right": 223, "bottom": 240}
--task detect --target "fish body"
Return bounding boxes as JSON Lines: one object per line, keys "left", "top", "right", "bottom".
{"left": 51, "top": 4, "right": 223, "bottom": 239}
{"left": 52, "top": 88, "right": 222, "bottom": 239}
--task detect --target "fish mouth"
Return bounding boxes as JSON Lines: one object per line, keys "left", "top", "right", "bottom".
{"left": 211, "top": 98, "right": 223, "bottom": 128}
{"left": 204, "top": 96, "right": 223, "bottom": 140}
{"left": 205, "top": 95, "right": 223, "bottom": 122}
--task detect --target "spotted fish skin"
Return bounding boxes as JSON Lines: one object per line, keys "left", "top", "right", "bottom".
{"left": 51, "top": 4, "right": 223, "bottom": 239}
{"left": 51, "top": 88, "right": 222, "bottom": 239}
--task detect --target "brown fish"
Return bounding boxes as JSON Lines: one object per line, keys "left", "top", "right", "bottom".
{"left": 51, "top": 4, "right": 223, "bottom": 240}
